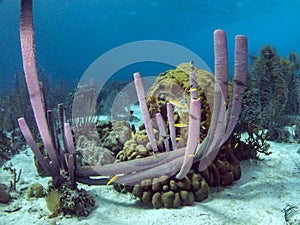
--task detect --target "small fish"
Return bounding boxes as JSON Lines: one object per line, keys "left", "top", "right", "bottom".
{"left": 173, "top": 123, "right": 188, "bottom": 128}
{"left": 106, "top": 175, "right": 119, "bottom": 185}
{"left": 188, "top": 154, "right": 195, "bottom": 157}
{"left": 176, "top": 137, "right": 181, "bottom": 141}
{"left": 188, "top": 88, "right": 198, "bottom": 92}
{"left": 201, "top": 125, "right": 206, "bottom": 130}
{"left": 234, "top": 143, "right": 239, "bottom": 149}
{"left": 168, "top": 100, "right": 187, "bottom": 109}
{"left": 131, "top": 131, "right": 135, "bottom": 140}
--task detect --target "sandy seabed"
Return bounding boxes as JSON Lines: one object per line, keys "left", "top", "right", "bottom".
{"left": 1, "top": 141, "right": 300, "bottom": 225}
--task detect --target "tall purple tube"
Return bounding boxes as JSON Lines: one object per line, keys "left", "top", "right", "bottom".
{"left": 176, "top": 98, "right": 201, "bottom": 179}
{"left": 156, "top": 113, "right": 170, "bottom": 152}
{"left": 20, "top": 0, "right": 60, "bottom": 176}
{"left": 134, "top": 72, "right": 158, "bottom": 152}
{"left": 167, "top": 102, "right": 177, "bottom": 150}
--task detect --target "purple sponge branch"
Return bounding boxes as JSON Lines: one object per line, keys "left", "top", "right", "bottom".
{"left": 47, "top": 110, "right": 68, "bottom": 171}
{"left": 197, "top": 30, "right": 229, "bottom": 170}
{"left": 189, "top": 71, "right": 198, "bottom": 99}
{"left": 221, "top": 35, "right": 248, "bottom": 144}
{"left": 176, "top": 98, "right": 201, "bottom": 179}
{"left": 213, "top": 30, "right": 229, "bottom": 102}
{"left": 77, "top": 150, "right": 185, "bottom": 185}
{"left": 20, "top": 0, "right": 60, "bottom": 177}
{"left": 194, "top": 89, "right": 225, "bottom": 168}
{"left": 77, "top": 147, "right": 185, "bottom": 178}
{"left": 197, "top": 84, "right": 227, "bottom": 171}
{"left": 18, "top": 117, "right": 53, "bottom": 176}
{"left": 67, "top": 153, "right": 75, "bottom": 188}
{"left": 167, "top": 103, "right": 177, "bottom": 150}
{"left": 63, "top": 122, "right": 77, "bottom": 185}
{"left": 115, "top": 156, "right": 183, "bottom": 185}
{"left": 134, "top": 72, "right": 158, "bottom": 152}
{"left": 156, "top": 113, "right": 170, "bottom": 152}
{"left": 64, "top": 123, "right": 76, "bottom": 155}
{"left": 47, "top": 110, "right": 58, "bottom": 151}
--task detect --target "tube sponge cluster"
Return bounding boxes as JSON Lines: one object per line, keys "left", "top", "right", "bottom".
{"left": 116, "top": 63, "right": 243, "bottom": 208}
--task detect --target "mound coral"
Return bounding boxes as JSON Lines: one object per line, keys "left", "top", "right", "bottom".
{"left": 26, "top": 182, "right": 45, "bottom": 198}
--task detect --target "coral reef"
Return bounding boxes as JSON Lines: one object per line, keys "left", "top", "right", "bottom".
{"left": 18, "top": 0, "right": 247, "bottom": 212}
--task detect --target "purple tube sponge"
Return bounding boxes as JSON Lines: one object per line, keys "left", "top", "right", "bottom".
{"left": 221, "top": 35, "right": 248, "bottom": 143}
{"left": 189, "top": 71, "right": 198, "bottom": 99}
{"left": 156, "top": 113, "right": 170, "bottom": 152}
{"left": 176, "top": 98, "right": 201, "bottom": 179}
{"left": 197, "top": 30, "right": 229, "bottom": 170}
{"left": 167, "top": 103, "right": 177, "bottom": 150}
{"left": 18, "top": 117, "right": 53, "bottom": 176}
{"left": 134, "top": 72, "right": 158, "bottom": 152}
{"left": 213, "top": 30, "right": 229, "bottom": 101}
{"left": 20, "top": 0, "right": 60, "bottom": 177}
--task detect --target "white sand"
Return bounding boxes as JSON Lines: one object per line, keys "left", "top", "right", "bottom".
{"left": 1, "top": 141, "right": 300, "bottom": 225}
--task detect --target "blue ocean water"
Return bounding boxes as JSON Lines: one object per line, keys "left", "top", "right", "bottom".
{"left": 0, "top": 0, "right": 299, "bottom": 91}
